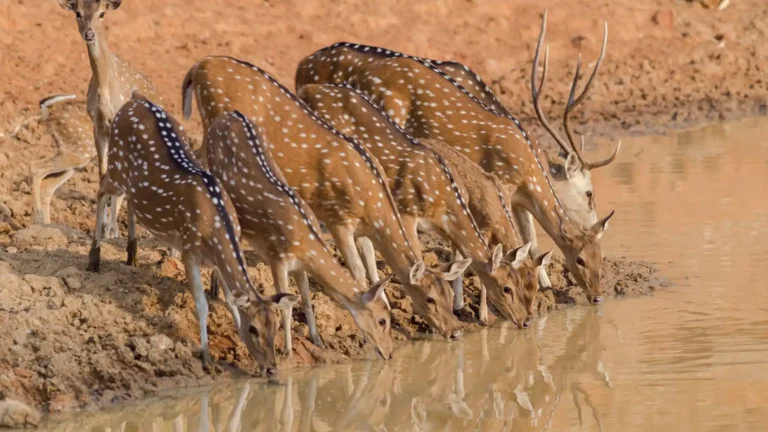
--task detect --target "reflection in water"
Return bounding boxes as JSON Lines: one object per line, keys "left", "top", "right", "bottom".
{"left": 41, "top": 309, "right": 610, "bottom": 432}
{"left": 39, "top": 118, "right": 768, "bottom": 431}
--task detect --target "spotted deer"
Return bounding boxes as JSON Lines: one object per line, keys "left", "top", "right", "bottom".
{"left": 29, "top": 94, "right": 95, "bottom": 225}
{"left": 295, "top": 12, "right": 614, "bottom": 304}
{"left": 416, "top": 136, "right": 554, "bottom": 325}
{"left": 182, "top": 56, "right": 471, "bottom": 338}
{"left": 298, "top": 83, "right": 543, "bottom": 327}
{"left": 87, "top": 92, "right": 299, "bottom": 374}
{"left": 57, "top": 0, "right": 159, "bottom": 239}
{"left": 205, "top": 110, "right": 393, "bottom": 358}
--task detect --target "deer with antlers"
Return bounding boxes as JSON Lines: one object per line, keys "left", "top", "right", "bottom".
{"left": 57, "top": 0, "right": 159, "bottom": 239}
{"left": 182, "top": 56, "right": 471, "bottom": 338}
{"left": 205, "top": 110, "right": 394, "bottom": 357}
{"left": 298, "top": 83, "right": 548, "bottom": 327}
{"left": 87, "top": 92, "right": 300, "bottom": 374}
{"left": 296, "top": 11, "right": 615, "bottom": 304}
{"left": 29, "top": 94, "right": 95, "bottom": 225}
{"left": 296, "top": 11, "right": 619, "bottom": 296}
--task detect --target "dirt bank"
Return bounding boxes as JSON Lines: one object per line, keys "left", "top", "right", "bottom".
{"left": 0, "top": 0, "right": 745, "bottom": 426}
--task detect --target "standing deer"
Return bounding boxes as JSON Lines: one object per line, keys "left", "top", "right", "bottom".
{"left": 298, "top": 83, "right": 546, "bottom": 327}
{"left": 87, "top": 92, "right": 299, "bottom": 374}
{"left": 182, "top": 56, "right": 470, "bottom": 338}
{"left": 57, "top": 0, "right": 159, "bottom": 239}
{"left": 205, "top": 110, "right": 393, "bottom": 357}
{"left": 30, "top": 94, "right": 95, "bottom": 225}
{"left": 295, "top": 11, "right": 614, "bottom": 304}
{"left": 296, "top": 11, "right": 621, "bottom": 300}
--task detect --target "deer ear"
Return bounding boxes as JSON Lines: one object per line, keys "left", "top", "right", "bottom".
{"left": 271, "top": 293, "right": 300, "bottom": 311}
{"left": 409, "top": 261, "right": 426, "bottom": 285}
{"left": 57, "top": 0, "right": 75, "bottom": 11}
{"left": 362, "top": 274, "right": 393, "bottom": 305}
{"left": 506, "top": 242, "right": 532, "bottom": 269}
{"left": 490, "top": 244, "right": 504, "bottom": 273}
{"left": 590, "top": 210, "right": 614, "bottom": 240}
{"left": 104, "top": 0, "right": 122, "bottom": 10}
{"left": 441, "top": 258, "right": 472, "bottom": 281}
{"left": 534, "top": 249, "right": 554, "bottom": 268}
{"left": 232, "top": 289, "right": 251, "bottom": 309}
{"left": 564, "top": 152, "right": 581, "bottom": 177}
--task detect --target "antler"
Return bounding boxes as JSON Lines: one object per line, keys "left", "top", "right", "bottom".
{"left": 563, "top": 22, "right": 620, "bottom": 170}
{"left": 531, "top": 9, "right": 572, "bottom": 156}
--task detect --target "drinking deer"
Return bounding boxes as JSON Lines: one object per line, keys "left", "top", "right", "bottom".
{"left": 295, "top": 12, "right": 614, "bottom": 304}
{"left": 416, "top": 136, "right": 554, "bottom": 325}
{"left": 298, "top": 83, "right": 545, "bottom": 327}
{"left": 29, "top": 94, "right": 95, "bottom": 225}
{"left": 182, "top": 56, "right": 470, "bottom": 338}
{"left": 57, "top": 0, "right": 159, "bottom": 239}
{"left": 205, "top": 110, "right": 393, "bottom": 358}
{"left": 87, "top": 92, "right": 299, "bottom": 374}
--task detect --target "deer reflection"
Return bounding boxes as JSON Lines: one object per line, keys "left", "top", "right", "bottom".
{"left": 44, "top": 307, "right": 612, "bottom": 432}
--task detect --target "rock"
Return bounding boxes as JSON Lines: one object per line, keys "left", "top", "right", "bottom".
{"left": 55, "top": 266, "right": 84, "bottom": 291}
{"left": 0, "top": 398, "right": 42, "bottom": 428}
{"left": 149, "top": 334, "right": 174, "bottom": 351}
{"left": 5, "top": 247, "right": 18, "bottom": 254}
{"left": 11, "top": 225, "right": 70, "bottom": 249}
{"left": 0, "top": 197, "right": 24, "bottom": 219}
{"left": 23, "top": 274, "right": 64, "bottom": 296}
{"left": 652, "top": 9, "right": 675, "bottom": 31}
{"left": 0, "top": 152, "right": 9, "bottom": 167}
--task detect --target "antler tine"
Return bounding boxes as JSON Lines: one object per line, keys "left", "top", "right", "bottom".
{"left": 564, "top": 21, "right": 609, "bottom": 168}
{"left": 587, "top": 140, "right": 621, "bottom": 169}
{"left": 531, "top": 9, "right": 572, "bottom": 156}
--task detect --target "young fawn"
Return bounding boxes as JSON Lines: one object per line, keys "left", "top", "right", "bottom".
{"left": 298, "top": 83, "right": 544, "bottom": 327}
{"left": 57, "top": 0, "right": 159, "bottom": 239}
{"left": 205, "top": 110, "right": 393, "bottom": 358}
{"left": 29, "top": 94, "right": 95, "bottom": 225}
{"left": 295, "top": 11, "right": 614, "bottom": 304}
{"left": 87, "top": 92, "right": 299, "bottom": 374}
{"left": 182, "top": 56, "right": 470, "bottom": 338}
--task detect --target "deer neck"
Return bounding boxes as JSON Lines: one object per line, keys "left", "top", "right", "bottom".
{"left": 514, "top": 186, "right": 579, "bottom": 252}
{"left": 86, "top": 36, "right": 117, "bottom": 95}
{"left": 304, "top": 252, "right": 360, "bottom": 310}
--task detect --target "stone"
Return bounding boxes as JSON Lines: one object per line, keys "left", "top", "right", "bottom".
{"left": 11, "top": 225, "right": 70, "bottom": 250}
{"left": 0, "top": 398, "right": 42, "bottom": 428}
{"left": 652, "top": 9, "right": 675, "bottom": 31}
{"left": 149, "top": 334, "right": 174, "bottom": 351}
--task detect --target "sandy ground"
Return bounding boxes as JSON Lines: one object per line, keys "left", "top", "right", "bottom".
{"left": 0, "top": 0, "right": 762, "bottom": 427}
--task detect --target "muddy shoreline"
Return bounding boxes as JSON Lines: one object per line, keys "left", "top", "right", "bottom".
{"left": 0, "top": 0, "right": 764, "bottom": 427}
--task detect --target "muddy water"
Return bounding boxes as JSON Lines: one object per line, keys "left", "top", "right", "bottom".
{"left": 34, "top": 117, "right": 768, "bottom": 431}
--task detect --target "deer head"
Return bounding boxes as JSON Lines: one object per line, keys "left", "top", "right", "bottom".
{"left": 532, "top": 9, "right": 621, "bottom": 228}
{"left": 559, "top": 211, "right": 613, "bottom": 304}
{"left": 232, "top": 290, "right": 300, "bottom": 376}
{"left": 408, "top": 259, "right": 472, "bottom": 338}
{"left": 56, "top": 0, "right": 121, "bottom": 43}
{"left": 351, "top": 275, "right": 395, "bottom": 359}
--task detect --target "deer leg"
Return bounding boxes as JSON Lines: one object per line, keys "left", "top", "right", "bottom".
{"left": 40, "top": 169, "right": 76, "bottom": 225}
{"left": 209, "top": 270, "right": 220, "bottom": 300}
{"left": 213, "top": 267, "right": 241, "bottom": 330}
{"left": 296, "top": 270, "right": 325, "bottom": 348}
{"left": 271, "top": 263, "right": 294, "bottom": 356}
{"left": 357, "top": 236, "right": 391, "bottom": 309}
{"left": 106, "top": 194, "right": 124, "bottom": 239}
{"left": 227, "top": 382, "right": 251, "bottom": 432}
{"left": 126, "top": 203, "right": 137, "bottom": 267}
{"left": 452, "top": 249, "right": 465, "bottom": 311}
{"left": 329, "top": 224, "right": 367, "bottom": 285}
{"left": 513, "top": 208, "right": 552, "bottom": 288}
{"left": 87, "top": 189, "right": 111, "bottom": 273}
{"left": 183, "top": 256, "right": 214, "bottom": 369}
{"left": 479, "top": 281, "right": 488, "bottom": 324}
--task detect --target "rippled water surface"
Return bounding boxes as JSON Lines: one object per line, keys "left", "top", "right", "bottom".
{"left": 37, "top": 117, "right": 768, "bottom": 431}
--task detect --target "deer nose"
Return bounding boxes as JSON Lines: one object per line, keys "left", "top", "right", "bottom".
{"left": 83, "top": 29, "right": 95, "bottom": 41}
{"left": 522, "top": 317, "right": 532, "bottom": 329}
{"left": 265, "top": 367, "right": 277, "bottom": 378}
{"left": 591, "top": 296, "right": 604, "bottom": 305}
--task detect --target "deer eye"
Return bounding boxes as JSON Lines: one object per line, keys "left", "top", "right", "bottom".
{"left": 248, "top": 325, "right": 259, "bottom": 337}
{"left": 378, "top": 318, "right": 387, "bottom": 327}
{"left": 426, "top": 297, "right": 436, "bottom": 305}
{"left": 503, "top": 286, "right": 513, "bottom": 295}
{"left": 75, "top": 12, "right": 82, "bottom": 19}
{"left": 576, "top": 257, "right": 586, "bottom": 267}
{"left": 99, "top": 12, "right": 105, "bottom": 18}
